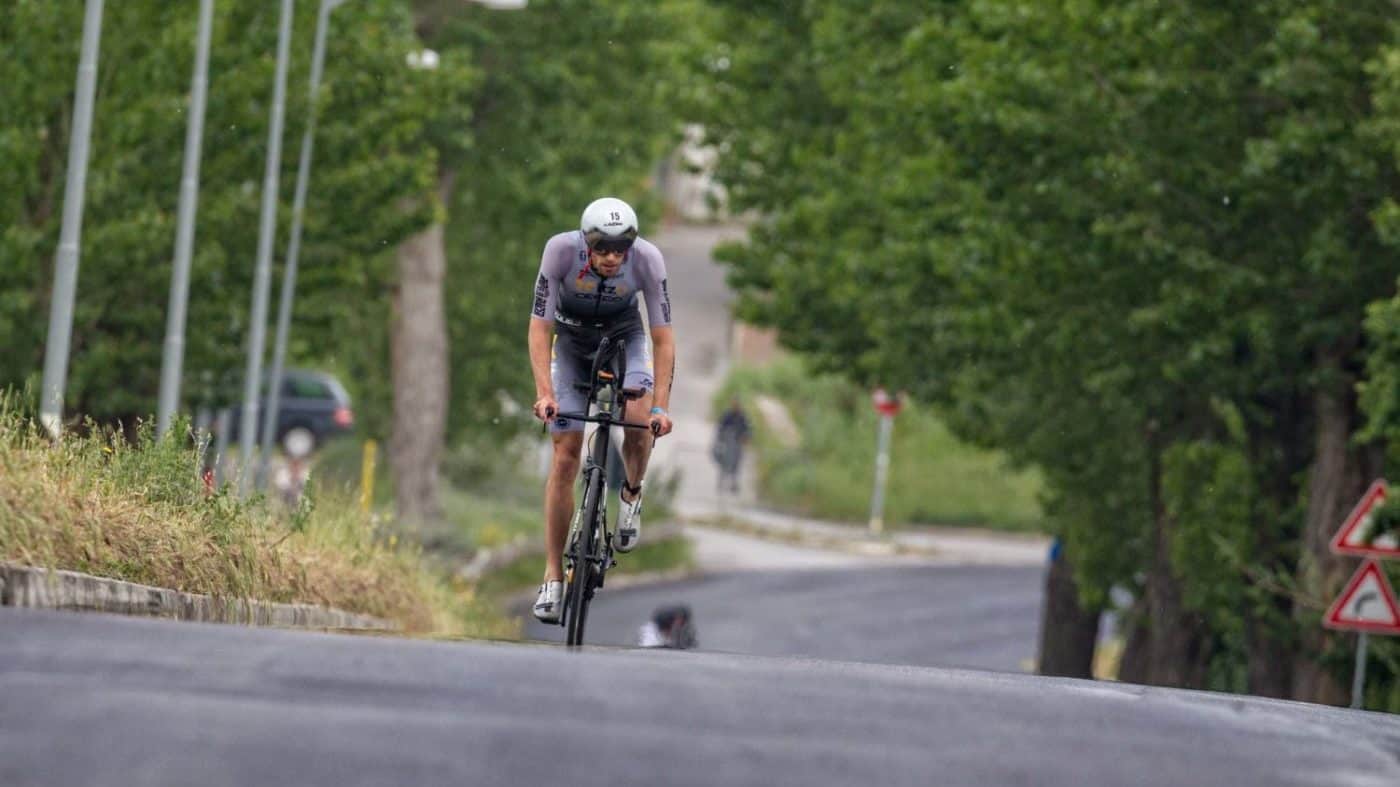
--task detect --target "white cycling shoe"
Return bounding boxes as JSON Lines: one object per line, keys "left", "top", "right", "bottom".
{"left": 613, "top": 481, "right": 644, "bottom": 553}
{"left": 533, "top": 580, "right": 564, "bottom": 623}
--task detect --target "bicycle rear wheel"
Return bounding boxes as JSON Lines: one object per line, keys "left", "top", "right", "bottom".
{"left": 565, "top": 466, "right": 605, "bottom": 647}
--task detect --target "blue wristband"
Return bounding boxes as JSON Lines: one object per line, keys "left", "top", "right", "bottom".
{"left": 650, "top": 407, "right": 668, "bottom": 416}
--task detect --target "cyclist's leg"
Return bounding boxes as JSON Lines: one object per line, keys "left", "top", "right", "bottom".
{"left": 543, "top": 429, "right": 584, "bottom": 582}
{"left": 542, "top": 339, "right": 588, "bottom": 583}
{"left": 619, "top": 332, "right": 657, "bottom": 499}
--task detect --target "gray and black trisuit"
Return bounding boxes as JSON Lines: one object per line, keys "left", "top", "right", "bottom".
{"left": 531, "top": 230, "right": 671, "bottom": 432}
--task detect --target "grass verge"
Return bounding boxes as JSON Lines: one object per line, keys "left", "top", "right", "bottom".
{"left": 716, "top": 356, "right": 1044, "bottom": 532}
{"left": 0, "top": 407, "right": 508, "bottom": 638}
{"left": 318, "top": 431, "right": 680, "bottom": 561}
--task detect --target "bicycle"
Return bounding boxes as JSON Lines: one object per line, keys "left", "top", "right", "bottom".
{"left": 549, "top": 334, "right": 654, "bottom": 647}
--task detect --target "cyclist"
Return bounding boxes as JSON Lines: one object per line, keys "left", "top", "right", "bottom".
{"left": 528, "top": 197, "right": 675, "bottom": 623}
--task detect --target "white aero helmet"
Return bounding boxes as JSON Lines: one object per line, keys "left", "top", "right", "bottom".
{"left": 580, "top": 197, "right": 639, "bottom": 250}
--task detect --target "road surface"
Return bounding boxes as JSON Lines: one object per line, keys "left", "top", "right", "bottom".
{"left": 5, "top": 607, "right": 1398, "bottom": 787}
{"left": 524, "top": 559, "right": 1044, "bottom": 673}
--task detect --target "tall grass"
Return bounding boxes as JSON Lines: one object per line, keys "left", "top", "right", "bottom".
{"left": 715, "top": 357, "right": 1044, "bottom": 532}
{"left": 0, "top": 402, "right": 512, "bottom": 637}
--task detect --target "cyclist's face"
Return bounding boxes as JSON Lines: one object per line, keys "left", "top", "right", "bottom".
{"left": 589, "top": 248, "right": 627, "bottom": 276}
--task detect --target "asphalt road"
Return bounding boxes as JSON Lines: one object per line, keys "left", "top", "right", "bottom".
{"left": 5, "top": 607, "right": 1400, "bottom": 787}
{"left": 524, "top": 562, "right": 1044, "bottom": 673}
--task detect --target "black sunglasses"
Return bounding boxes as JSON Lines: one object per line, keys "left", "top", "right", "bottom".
{"left": 590, "top": 238, "right": 633, "bottom": 255}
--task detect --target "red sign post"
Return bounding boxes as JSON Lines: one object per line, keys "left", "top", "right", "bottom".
{"left": 867, "top": 389, "right": 901, "bottom": 534}
{"left": 871, "top": 387, "right": 902, "bottom": 418}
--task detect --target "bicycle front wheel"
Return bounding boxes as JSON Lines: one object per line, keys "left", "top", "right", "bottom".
{"left": 565, "top": 467, "right": 605, "bottom": 647}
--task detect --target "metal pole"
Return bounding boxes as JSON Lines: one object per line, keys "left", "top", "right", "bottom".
{"left": 868, "top": 412, "right": 894, "bottom": 535}
{"left": 1351, "top": 631, "right": 1369, "bottom": 710}
{"left": 261, "top": 0, "right": 339, "bottom": 475}
{"left": 212, "top": 407, "right": 232, "bottom": 488}
{"left": 38, "top": 0, "right": 105, "bottom": 438}
{"left": 238, "top": 0, "right": 295, "bottom": 497}
{"left": 360, "top": 439, "right": 377, "bottom": 515}
{"left": 157, "top": 0, "right": 215, "bottom": 439}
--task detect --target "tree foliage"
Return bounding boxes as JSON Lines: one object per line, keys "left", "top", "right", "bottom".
{"left": 1, "top": 0, "right": 696, "bottom": 450}
{"left": 413, "top": 0, "right": 701, "bottom": 446}
{"left": 0, "top": 1, "right": 463, "bottom": 429}
{"left": 694, "top": 0, "right": 1400, "bottom": 704}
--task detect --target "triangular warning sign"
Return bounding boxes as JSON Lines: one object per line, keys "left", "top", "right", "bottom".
{"left": 1323, "top": 559, "right": 1400, "bottom": 635}
{"left": 1329, "top": 479, "right": 1399, "bottom": 557}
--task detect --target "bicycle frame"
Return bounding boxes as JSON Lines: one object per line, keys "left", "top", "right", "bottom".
{"left": 555, "top": 336, "right": 652, "bottom": 647}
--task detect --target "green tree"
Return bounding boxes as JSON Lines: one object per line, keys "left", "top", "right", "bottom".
{"left": 417, "top": 0, "right": 699, "bottom": 444}
{"left": 0, "top": 1, "right": 460, "bottom": 435}
{"left": 694, "top": 0, "right": 1400, "bottom": 704}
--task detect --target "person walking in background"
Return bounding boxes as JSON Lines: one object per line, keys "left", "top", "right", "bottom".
{"left": 712, "top": 398, "right": 751, "bottom": 494}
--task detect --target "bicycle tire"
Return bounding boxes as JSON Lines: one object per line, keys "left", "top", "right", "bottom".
{"left": 565, "top": 465, "right": 605, "bottom": 646}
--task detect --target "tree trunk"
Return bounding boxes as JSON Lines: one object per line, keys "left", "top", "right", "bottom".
{"left": 1037, "top": 540, "right": 1101, "bottom": 679}
{"left": 1244, "top": 593, "right": 1295, "bottom": 698}
{"left": 389, "top": 174, "right": 453, "bottom": 526}
{"left": 1291, "top": 347, "right": 1383, "bottom": 705}
{"left": 1243, "top": 401, "right": 1308, "bottom": 699}
{"left": 1117, "top": 594, "right": 1151, "bottom": 685}
{"left": 1143, "top": 427, "right": 1212, "bottom": 688}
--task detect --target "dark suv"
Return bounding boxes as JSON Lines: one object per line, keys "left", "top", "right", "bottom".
{"left": 220, "top": 369, "right": 354, "bottom": 453}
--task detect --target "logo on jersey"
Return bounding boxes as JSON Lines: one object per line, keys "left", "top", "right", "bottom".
{"left": 574, "top": 280, "right": 627, "bottom": 301}
{"left": 532, "top": 274, "right": 550, "bottom": 318}
{"left": 658, "top": 278, "right": 672, "bottom": 323}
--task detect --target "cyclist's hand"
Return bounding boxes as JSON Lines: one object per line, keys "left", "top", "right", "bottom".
{"left": 533, "top": 395, "right": 558, "bottom": 422}
{"left": 648, "top": 410, "right": 674, "bottom": 438}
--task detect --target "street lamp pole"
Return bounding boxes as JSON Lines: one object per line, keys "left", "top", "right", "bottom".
{"left": 157, "top": 0, "right": 216, "bottom": 439}
{"left": 260, "top": 0, "right": 345, "bottom": 475}
{"left": 38, "top": 0, "right": 105, "bottom": 438}
{"left": 238, "top": 0, "right": 296, "bottom": 497}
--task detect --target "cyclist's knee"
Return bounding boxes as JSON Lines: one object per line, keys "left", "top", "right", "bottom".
{"left": 551, "top": 433, "right": 584, "bottom": 475}
{"left": 552, "top": 453, "right": 581, "bottom": 478}
{"left": 623, "top": 427, "right": 650, "bottom": 451}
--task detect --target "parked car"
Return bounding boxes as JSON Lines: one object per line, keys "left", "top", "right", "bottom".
{"left": 218, "top": 369, "right": 354, "bottom": 454}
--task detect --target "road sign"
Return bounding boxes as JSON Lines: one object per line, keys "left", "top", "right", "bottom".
{"left": 1323, "top": 559, "right": 1400, "bottom": 635}
{"left": 1329, "top": 480, "right": 1398, "bottom": 557}
{"left": 871, "top": 388, "right": 901, "bottom": 417}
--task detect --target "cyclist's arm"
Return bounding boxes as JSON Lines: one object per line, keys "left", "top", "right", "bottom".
{"left": 635, "top": 239, "right": 675, "bottom": 412}
{"left": 528, "top": 319, "right": 554, "bottom": 401}
{"left": 527, "top": 234, "right": 572, "bottom": 404}
{"left": 651, "top": 325, "right": 675, "bottom": 412}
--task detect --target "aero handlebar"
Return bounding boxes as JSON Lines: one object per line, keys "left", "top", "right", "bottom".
{"left": 553, "top": 411, "right": 655, "bottom": 431}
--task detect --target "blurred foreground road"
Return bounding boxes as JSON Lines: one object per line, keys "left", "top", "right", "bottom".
{"left": 5, "top": 607, "right": 1399, "bottom": 787}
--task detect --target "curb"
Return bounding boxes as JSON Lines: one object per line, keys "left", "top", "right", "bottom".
{"left": 684, "top": 509, "right": 1051, "bottom": 566}
{"left": 684, "top": 514, "right": 937, "bottom": 558}
{"left": 0, "top": 563, "right": 396, "bottom": 632}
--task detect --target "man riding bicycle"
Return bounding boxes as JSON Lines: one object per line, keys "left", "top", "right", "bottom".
{"left": 528, "top": 197, "right": 675, "bottom": 623}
